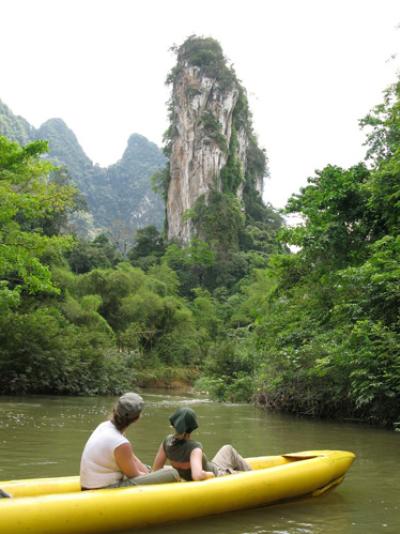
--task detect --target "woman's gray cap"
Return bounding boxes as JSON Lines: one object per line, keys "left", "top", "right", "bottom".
{"left": 116, "top": 392, "right": 144, "bottom": 418}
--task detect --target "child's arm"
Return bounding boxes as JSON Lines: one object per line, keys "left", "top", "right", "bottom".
{"left": 190, "top": 448, "right": 215, "bottom": 481}
{"left": 152, "top": 443, "right": 167, "bottom": 471}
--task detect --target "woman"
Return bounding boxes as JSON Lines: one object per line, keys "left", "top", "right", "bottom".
{"left": 80, "top": 392, "right": 178, "bottom": 489}
{"left": 152, "top": 407, "right": 251, "bottom": 481}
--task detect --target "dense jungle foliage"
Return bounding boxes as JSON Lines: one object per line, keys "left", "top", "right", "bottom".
{"left": 0, "top": 124, "right": 279, "bottom": 396}
{"left": 1, "top": 53, "right": 399, "bottom": 428}
{"left": 199, "top": 78, "right": 400, "bottom": 428}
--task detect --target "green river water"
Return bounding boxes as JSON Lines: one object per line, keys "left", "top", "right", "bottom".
{"left": 0, "top": 392, "right": 398, "bottom": 533}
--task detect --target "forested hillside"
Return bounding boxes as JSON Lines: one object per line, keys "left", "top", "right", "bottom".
{"left": 0, "top": 101, "right": 33, "bottom": 144}
{"left": 0, "top": 101, "right": 165, "bottom": 240}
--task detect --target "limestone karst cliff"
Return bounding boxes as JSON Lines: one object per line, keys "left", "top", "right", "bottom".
{"left": 165, "top": 37, "right": 265, "bottom": 243}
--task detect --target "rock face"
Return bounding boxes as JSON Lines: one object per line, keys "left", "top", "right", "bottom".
{"left": 166, "top": 38, "right": 265, "bottom": 243}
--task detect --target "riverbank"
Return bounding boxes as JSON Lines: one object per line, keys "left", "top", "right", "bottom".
{"left": 137, "top": 368, "right": 400, "bottom": 431}
{"left": 134, "top": 365, "right": 200, "bottom": 391}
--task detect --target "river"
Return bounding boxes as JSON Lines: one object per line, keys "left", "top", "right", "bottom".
{"left": 0, "top": 392, "right": 398, "bottom": 533}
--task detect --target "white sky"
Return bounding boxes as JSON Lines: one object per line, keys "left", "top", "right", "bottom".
{"left": 1, "top": 0, "right": 399, "bottom": 207}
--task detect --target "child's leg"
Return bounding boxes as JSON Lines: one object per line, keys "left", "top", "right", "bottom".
{"left": 211, "top": 444, "right": 251, "bottom": 474}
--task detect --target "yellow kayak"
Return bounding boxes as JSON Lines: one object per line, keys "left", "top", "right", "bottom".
{"left": 0, "top": 450, "right": 355, "bottom": 534}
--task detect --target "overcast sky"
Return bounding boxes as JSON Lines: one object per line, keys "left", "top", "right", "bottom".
{"left": 1, "top": 0, "right": 399, "bottom": 207}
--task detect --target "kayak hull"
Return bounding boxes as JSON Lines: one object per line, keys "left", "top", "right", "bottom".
{"left": 0, "top": 450, "right": 355, "bottom": 534}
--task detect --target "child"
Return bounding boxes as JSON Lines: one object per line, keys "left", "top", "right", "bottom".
{"left": 152, "top": 407, "right": 251, "bottom": 481}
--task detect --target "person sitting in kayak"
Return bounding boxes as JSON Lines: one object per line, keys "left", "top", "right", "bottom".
{"left": 152, "top": 407, "right": 251, "bottom": 481}
{"left": 80, "top": 392, "right": 179, "bottom": 490}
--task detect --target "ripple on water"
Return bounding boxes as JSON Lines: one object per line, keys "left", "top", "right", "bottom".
{"left": 20, "top": 461, "right": 59, "bottom": 466}
{"left": 0, "top": 403, "right": 42, "bottom": 409}
{"left": 149, "top": 398, "right": 212, "bottom": 408}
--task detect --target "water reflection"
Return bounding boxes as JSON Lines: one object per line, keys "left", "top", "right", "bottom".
{"left": 0, "top": 391, "right": 399, "bottom": 534}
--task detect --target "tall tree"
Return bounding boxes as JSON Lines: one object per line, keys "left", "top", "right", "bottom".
{"left": 0, "top": 136, "right": 76, "bottom": 308}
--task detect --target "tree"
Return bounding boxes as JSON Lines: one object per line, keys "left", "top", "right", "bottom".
{"left": 67, "top": 234, "right": 121, "bottom": 274}
{"left": 360, "top": 78, "right": 400, "bottom": 164}
{"left": 128, "top": 225, "right": 165, "bottom": 270}
{"left": 282, "top": 164, "right": 372, "bottom": 269}
{"left": 163, "top": 239, "right": 215, "bottom": 295}
{"left": 0, "top": 136, "right": 76, "bottom": 307}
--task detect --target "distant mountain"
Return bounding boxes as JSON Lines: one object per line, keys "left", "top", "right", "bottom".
{"left": 36, "top": 118, "right": 94, "bottom": 178}
{"left": 0, "top": 100, "right": 34, "bottom": 143}
{"left": 0, "top": 100, "right": 166, "bottom": 240}
{"left": 104, "top": 134, "right": 166, "bottom": 231}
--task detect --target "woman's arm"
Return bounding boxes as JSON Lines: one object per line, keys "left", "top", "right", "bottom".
{"left": 114, "top": 442, "right": 150, "bottom": 478}
{"left": 152, "top": 443, "right": 167, "bottom": 471}
{"left": 190, "top": 448, "right": 215, "bottom": 481}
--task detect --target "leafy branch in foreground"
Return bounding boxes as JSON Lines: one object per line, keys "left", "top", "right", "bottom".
{"left": 0, "top": 136, "right": 75, "bottom": 304}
